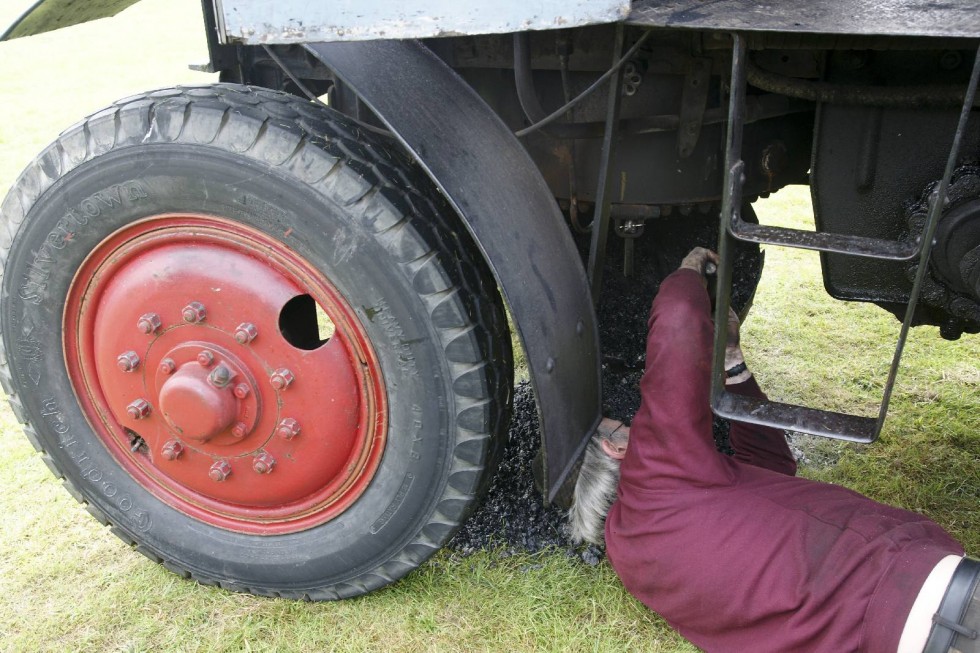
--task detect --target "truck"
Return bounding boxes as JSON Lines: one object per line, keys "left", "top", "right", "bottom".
{"left": 1, "top": 0, "right": 977, "bottom": 600}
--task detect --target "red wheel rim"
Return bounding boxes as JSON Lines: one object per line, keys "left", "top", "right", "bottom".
{"left": 64, "top": 215, "right": 387, "bottom": 534}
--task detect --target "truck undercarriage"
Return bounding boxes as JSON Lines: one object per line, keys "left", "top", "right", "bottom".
{"left": 1, "top": 0, "right": 977, "bottom": 600}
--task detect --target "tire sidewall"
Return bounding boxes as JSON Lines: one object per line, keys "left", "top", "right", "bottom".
{"left": 3, "top": 142, "right": 456, "bottom": 591}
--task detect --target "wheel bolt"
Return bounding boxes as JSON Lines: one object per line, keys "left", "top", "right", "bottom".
{"left": 137, "top": 312, "right": 162, "bottom": 335}
{"left": 182, "top": 301, "right": 207, "bottom": 323}
{"left": 252, "top": 452, "right": 275, "bottom": 474}
{"left": 231, "top": 422, "right": 248, "bottom": 439}
{"left": 209, "top": 460, "right": 232, "bottom": 482}
{"left": 159, "top": 358, "right": 176, "bottom": 375}
{"left": 126, "top": 399, "right": 151, "bottom": 420}
{"left": 233, "top": 383, "right": 251, "bottom": 399}
{"left": 208, "top": 365, "right": 233, "bottom": 388}
{"left": 197, "top": 350, "right": 215, "bottom": 367}
{"left": 161, "top": 440, "right": 184, "bottom": 461}
{"left": 276, "top": 417, "right": 301, "bottom": 440}
{"left": 116, "top": 351, "right": 141, "bottom": 372}
{"left": 270, "top": 368, "right": 295, "bottom": 390}
{"left": 234, "top": 322, "right": 258, "bottom": 344}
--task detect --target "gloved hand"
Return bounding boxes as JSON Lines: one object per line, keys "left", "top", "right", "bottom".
{"left": 679, "top": 247, "right": 719, "bottom": 287}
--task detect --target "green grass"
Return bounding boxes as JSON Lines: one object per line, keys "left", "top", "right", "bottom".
{"left": 0, "top": 1, "right": 978, "bottom": 651}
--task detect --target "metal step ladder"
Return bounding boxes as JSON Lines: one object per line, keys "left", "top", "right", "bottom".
{"left": 710, "top": 35, "right": 980, "bottom": 443}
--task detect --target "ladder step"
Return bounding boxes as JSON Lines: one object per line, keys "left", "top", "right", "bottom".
{"left": 713, "top": 391, "right": 877, "bottom": 443}
{"left": 730, "top": 220, "right": 920, "bottom": 261}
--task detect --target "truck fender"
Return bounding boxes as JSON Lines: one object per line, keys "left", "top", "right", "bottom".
{"left": 305, "top": 39, "right": 601, "bottom": 503}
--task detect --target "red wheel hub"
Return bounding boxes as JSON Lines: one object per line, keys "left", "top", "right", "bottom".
{"left": 64, "top": 215, "right": 387, "bottom": 534}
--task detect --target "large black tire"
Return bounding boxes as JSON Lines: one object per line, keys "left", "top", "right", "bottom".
{"left": 0, "top": 84, "right": 512, "bottom": 599}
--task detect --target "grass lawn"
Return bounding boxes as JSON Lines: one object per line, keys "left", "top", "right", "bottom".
{"left": 0, "top": 1, "right": 977, "bottom": 651}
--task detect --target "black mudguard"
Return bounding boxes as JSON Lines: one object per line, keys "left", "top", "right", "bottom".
{"left": 305, "top": 40, "right": 602, "bottom": 503}
{"left": 1, "top": 0, "right": 143, "bottom": 41}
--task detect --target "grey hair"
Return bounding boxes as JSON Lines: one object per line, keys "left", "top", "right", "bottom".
{"left": 567, "top": 434, "right": 622, "bottom": 546}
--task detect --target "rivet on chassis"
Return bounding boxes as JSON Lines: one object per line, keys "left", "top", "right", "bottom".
{"left": 116, "top": 351, "right": 141, "bottom": 372}
{"left": 136, "top": 312, "right": 162, "bottom": 335}
{"left": 208, "top": 365, "right": 233, "bottom": 388}
{"left": 270, "top": 368, "right": 295, "bottom": 390}
{"left": 233, "top": 383, "right": 251, "bottom": 399}
{"left": 209, "top": 460, "right": 232, "bottom": 482}
{"left": 234, "top": 322, "right": 258, "bottom": 344}
{"left": 126, "top": 398, "right": 151, "bottom": 420}
{"left": 276, "top": 417, "right": 301, "bottom": 440}
{"left": 252, "top": 452, "right": 275, "bottom": 474}
{"left": 159, "top": 358, "right": 176, "bottom": 375}
{"left": 182, "top": 301, "right": 207, "bottom": 323}
{"left": 231, "top": 422, "right": 248, "bottom": 439}
{"left": 161, "top": 440, "right": 184, "bottom": 461}
{"left": 197, "top": 350, "right": 215, "bottom": 367}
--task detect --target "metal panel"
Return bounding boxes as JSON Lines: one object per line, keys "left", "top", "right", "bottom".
{"left": 1, "top": 0, "right": 143, "bottom": 41}
{"left": 217, "top": 0, "right": 629, "bottom": 44}
{"left": 304, "top": 39, "right": 602, "bottom": 504}
{"left": 628, "top": 0, "right": 980, "bottom": 39}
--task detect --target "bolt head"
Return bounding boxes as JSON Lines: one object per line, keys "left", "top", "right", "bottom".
{"left": 276, "top": 417, "right": 301, "bottom": 440}
{"left": 233, "top": 383, "right": 251, "bottom": 399}
{"left": 234, "top": 322, "right": 258, "bottom": 344}
{"left": 182, "top": 301, "right": 207, "bottom": 323}
{"left": 159, "top": 358, "right": 176, "bottom": 375}
{"left": 196, "top": 350, "right": 215, "bottom": 367}
{"left": 270, "top": 368, "right": 295, "bottom": 390}
{"left": 137, "top": 313, "right": 162, "bottom": 335}
{"left": 161, "top": 440, "right": 184, "bottom": 461}
{"left": 208, "top": 460, "right": 232, "bottom": 482}
{"left": 126, "top": 398, "right": 151, "bottom": 420}
{"left": 208, "top": 365, "right": 233, "bottom": 388}
{"left": 116, "top": 351, "right": 141, "bottom": 372}
{"left": 231, "top": 422, "right": 248, "bottom": 439}
{"left": 252, "top": 452, "right": 275, "bottom": 474}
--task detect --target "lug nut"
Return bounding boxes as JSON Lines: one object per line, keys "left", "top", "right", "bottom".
{"left": 161, "top": 440, "right": 184, "bottom": 461}
{"left": 182, "top": 301, "right": 207, "bottom": 323}
{"left": 208, "top": 460, "right": 232, "bottom": 482}
{"left": 270, "top": 368, "right": 295, "bottom": 390}
{"left": 137, "top": 312, "right": 162, "bottom": 335}
{"left": 234, "top": 322, "right": 258, "bottom": 344}
{"left": 116, "top": 351, "right": 141, "bottom": 372}
{"left": 276, "top": 417, "right": 301, "bottom": 440}
{"left": 233, "top": 383, "right": 251, "bottom": 399}
{"left": 231, "top": 422, "right": 248, "bottom": 439}
{"left": 197, "top": 350, "right": 215, "bottom": 367}
{"left": 159, "top": 358, "right": 176, "bottom": 375}
{"left": 126, "top": 399, "right": 151, "bottom": 420}
{"left": 208, "top": 365, "right": 233, "bottom": 388}
{"left": 252, "top": 452, "right": 275, "bottom": 474}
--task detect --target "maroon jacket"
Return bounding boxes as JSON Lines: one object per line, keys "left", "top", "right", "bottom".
{"left": 604, "top": 268, "right": 962, "bottom": 653}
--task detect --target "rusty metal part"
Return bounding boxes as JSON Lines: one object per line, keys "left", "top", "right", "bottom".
{"left": 747, "top": 57, "right": 980, "bottom": 109}
{"left": 116, "top": 351, "right": 140, "bottom": 372}
{"left": 276, "top": 418, "right": 301, "bottom": 440}
{"left": 209, "top": 460, "right": 232, "bottom": 482}
{"left": 234, "top": 322, "right": 258, "bottom": 344}
{"left": 677, "top": 58, "right": 710, "bottom": 158}
{"left": 270, "top": 368, "right": 294, "bottom": 390}
{"left": 182, "top": 301, "right": 207, "bottom": 324}
{"left": 126, "top": 399, "right": 151, "bottom": 420}
{"left": 161, "top": 440, "right": 184, "bottom": 461}
{"left": 137, "top": 312, "right": 162, "bottom": 335}
{"left": 252, "top": 452, "right": 275, "bottom": 474}
{"left": 63, "top": 214, "right": 388, "bottom": 534}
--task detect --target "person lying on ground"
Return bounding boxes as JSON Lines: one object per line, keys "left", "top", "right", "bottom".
{"left": 569, "top": 246, "right": 978, "bottom": 653}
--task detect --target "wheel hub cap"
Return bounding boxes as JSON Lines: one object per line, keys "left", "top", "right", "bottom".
{"left": 64, "top": 215, "right": 387, "bottom": 534}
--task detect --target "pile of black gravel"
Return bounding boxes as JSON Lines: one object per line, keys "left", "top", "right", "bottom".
{"left": 447, "top": 215, "right": 763, "bottom": 561}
